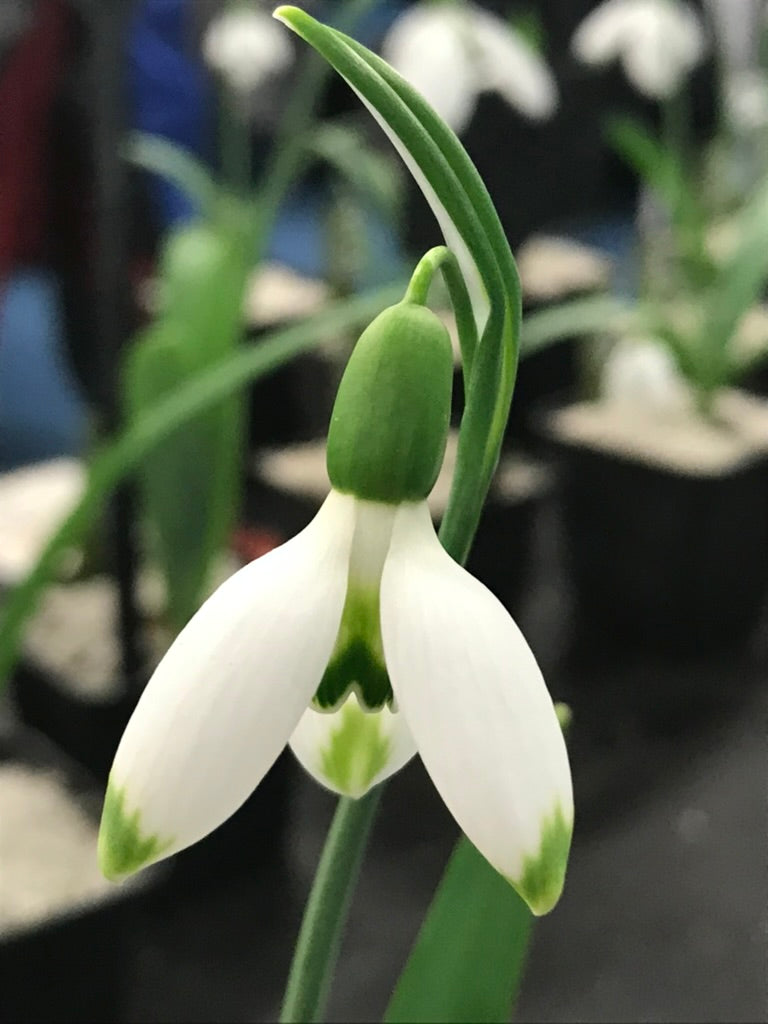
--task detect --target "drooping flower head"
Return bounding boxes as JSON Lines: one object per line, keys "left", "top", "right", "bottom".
{"left": 572, "top": 0, "right": 706, "bottom": 99}
{"left": 99, "top": 294, "right": 573, "bottom": 915}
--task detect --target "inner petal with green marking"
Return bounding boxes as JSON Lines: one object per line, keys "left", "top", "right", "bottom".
{"left": 313, "top": 499, "right": 396, "bottom": 712}
{"left": 318, "top": 696, "right": 392, "bottom": 794}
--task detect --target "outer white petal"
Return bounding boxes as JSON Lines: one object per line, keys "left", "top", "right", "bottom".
{"left": 289, "top": 694, "right": 417, "bottom": 797}
{"left": 380, "top": 502, "right": 573, "bottom": 915}
{"left": 470, "top": 7, "right": 558, "bottom": 120}
{"left": 622, "top": 3, "right": 704, "bottom": 98}
{"left": 571, "top": 0, "right": 636, "bottom": 66}
{"left": 99, "top": 491, "right": 354, "bottom": 878}
{"left": 382, "top": 6, "right": 478, "bottom": 133}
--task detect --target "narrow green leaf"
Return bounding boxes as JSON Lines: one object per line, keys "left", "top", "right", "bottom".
{"left": 520, "top": 294, "right": 633, "bottom": 356}
{"left": 124, "top": 220, "right": 249, "bottom": 629}
{"left": 385, "top": 837, "right": 532, "bottom": 1024}
{"left": 704, "top": 176, "right": 768, "bottom": 383}
{"left": 306, "top": 120, "right": 403, "bottom": 220}
{"left": 125, "top": 132, "right": 219, "bottom": 216}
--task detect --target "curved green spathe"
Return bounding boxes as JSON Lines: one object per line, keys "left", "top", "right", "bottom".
{"left": 319, "top": 699, "right": 391, "bottom": 797}
{"left": 511, "top": 802, "right": 572, "bottom": 916}
{"left": 98, "top": 781, "right": 173, "bottom": 881}
{"left": 326, "top": 302, "right": 453, "bottom": 504}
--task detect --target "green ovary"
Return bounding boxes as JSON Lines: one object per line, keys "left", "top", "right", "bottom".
{"left": 511, "top": 803, "right": 573, "bottom": 916}
{"left": 319, "top": 698, "right": 392, "bottom": 796}
{"left": 313, "top": 582, "right": 392, "bottom": 711}
{"left": 98, "top": 782, "right": 172, "bottom": 880}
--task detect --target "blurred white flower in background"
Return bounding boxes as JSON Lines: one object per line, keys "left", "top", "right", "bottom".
{"left": 571, "top": 0, "right": 706, "bottom": 99}
{"left": 704, "top": 0, "right": 763, "bottom": 75}
{"left": 382, "top": 1, "right": 558, "bottom": 134}
{"left": 203, "top": 2, "right": 293, "bottom": 94}
{"left": 723, "top": 68, "right": 768, "bottom": 131}
{"left": 602, "top": 336, "right": 690, "bottom": 410}
{"left": 703, "top": 1, "right": 768, "bottom": 132}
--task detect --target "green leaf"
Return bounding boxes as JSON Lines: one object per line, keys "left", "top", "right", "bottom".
{"left": 305, "top": 119, "right": 403, "bottom": 222}
{"left": 704, "top": 176, "right": 768, "bottom": 386}
{"left": 384, "top": 837, "right": 532, "bottom": 1024}
{"left": 124, "top": 220, "right": 249, "bottom": 630}
{"left": 125, "top": 133, "right": 219, "bottom": 216}
{"left": 520, "top": 294, "right": 633, "bottom": 356}
{"left": 605, "top": 116, "right": 705, "bottom": 252}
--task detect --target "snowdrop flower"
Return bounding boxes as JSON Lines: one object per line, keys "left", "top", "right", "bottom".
{"left": 572, "top": 0, "right": 706, "bottom": 99}
{"left": 602, "top": 336, "right": 691, "bottom": 410}
{"left": 99, "top": 299, "right": 572, "bottom": 915}
{"left": 203, "top": 2, "right": 293, "bottom": 94}
{"left": 382, "top": 1, "right": 557, "bottom": 134}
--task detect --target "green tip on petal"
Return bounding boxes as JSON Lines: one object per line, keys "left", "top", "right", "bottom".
{"left": 98, "top": 780, "right": 172, "bottom": 881}
{"left": 509, "top": 803, "right": 573, "bottom": 916}
{"left": 555, "top": 702, "right": 573, "bottom": 733}
{"left": 319, "top": 700, "right": 392, "bottom": 797}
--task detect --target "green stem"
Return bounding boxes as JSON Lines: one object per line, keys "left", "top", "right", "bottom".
{"left": 280, "top": 789, "right": 382, "bottom": 1024}
{"left": 404, "top": 245, "right": 478, "bottom": 388}
{"left": 219, "top": 85, "right": 252, "bottom": 198}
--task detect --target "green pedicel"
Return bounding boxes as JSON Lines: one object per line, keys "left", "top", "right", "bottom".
{"left": 98, "top": 782, "right": 172, "bottom": 880}
{"left": 326, "top": 301, "right": 453, "bottom": 504}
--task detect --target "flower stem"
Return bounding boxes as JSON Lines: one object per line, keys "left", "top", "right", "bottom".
{"left": 280, "top": 788, "right": 383, "bottom": 1024}
{"left": 404, "top": 246, "right": 478, "bottom": 386}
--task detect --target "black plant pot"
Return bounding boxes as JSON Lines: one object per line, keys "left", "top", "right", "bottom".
{"left": 0, "top": 722, "right": 162, "bottom": 1023}
{"left": 542, "top": 416, "right": 768, "bottom": 658}
{"left": 164, "top": 751, "right": 293, "bottom": 893}
{"left": 248, "top": 349, "right": 339, "bottom": 449}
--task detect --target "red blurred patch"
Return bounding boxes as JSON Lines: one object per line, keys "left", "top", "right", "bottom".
{"left": 231, "top": 525, "right": 286, "bottom": 563}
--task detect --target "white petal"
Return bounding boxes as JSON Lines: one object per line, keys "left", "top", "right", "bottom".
{"left": 572, "top": 0, "right": 636, "bottom": 66}
{"left": 99, "top": 490, "right": 354, "bottom": 878}
{"left": 622, "top": 4, "right": 704, "bottom": 98}
{"left": 382, "top": 6, "right": 479, "bottom": 133}
{"left": 380, "top": 502, "right": 573, "bottom": 915}
{"left": 289, "top": 694, "right": 417, "bottom": 797}
{"left": 469, "top": 7, "right": 558, "bottom": 120}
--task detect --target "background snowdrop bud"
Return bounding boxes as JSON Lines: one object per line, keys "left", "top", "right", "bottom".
{"left": 203, "top": 4, "right": 293, "bottom": 94}
{"left": 326, "top": 302, "right": 453, "bottom": 504}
